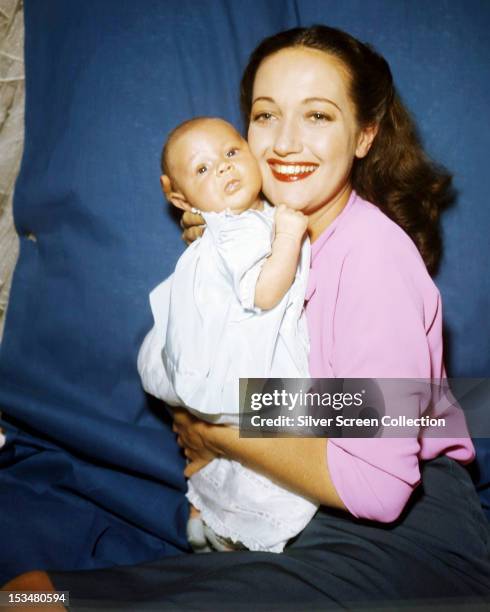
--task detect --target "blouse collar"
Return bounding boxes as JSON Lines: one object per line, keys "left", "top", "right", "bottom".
{"left": 311, "top": 189, "right": 358, "bottom": 264}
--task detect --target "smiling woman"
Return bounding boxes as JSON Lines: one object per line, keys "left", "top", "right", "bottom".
{"left": 247, "top": 46, "right": 376, "bottom": 241}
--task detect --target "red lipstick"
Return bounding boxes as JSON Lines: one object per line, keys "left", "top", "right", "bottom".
{"left": 267, "top": 158, "right": 319, "bottom": 182}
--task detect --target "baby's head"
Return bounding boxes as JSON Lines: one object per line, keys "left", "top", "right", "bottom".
{"left": 160, "top": 117, "right": 262, "bottom": 215}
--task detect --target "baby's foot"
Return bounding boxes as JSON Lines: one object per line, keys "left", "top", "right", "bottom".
{"left": 203, "top": 524, "right": 240, "bottom": 552}
{"left": 187, "top": 504, "right": 211, "bottom": 553}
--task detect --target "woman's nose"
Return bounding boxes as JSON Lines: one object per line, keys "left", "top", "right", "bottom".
{"left": 273, "top": 118, "right": 302, "bottom": 156}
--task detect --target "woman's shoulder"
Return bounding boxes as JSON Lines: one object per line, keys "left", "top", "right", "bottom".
{"left": 340, "top": 195, "right": 429, "bottom": 275}
{"left": 332, "top": 194, "right": 441, "bottom": 311}
{"left": 349, "top": 196, "right": 417, "bottom": 249}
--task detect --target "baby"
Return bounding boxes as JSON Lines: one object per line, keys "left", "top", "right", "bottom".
{"left": 138, "top": 117, "right": 317, "bottom": 552}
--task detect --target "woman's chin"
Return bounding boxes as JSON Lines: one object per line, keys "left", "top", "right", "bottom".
{"left": 271, "top": 196, "right": 311, "bottom": 212}
{"left": 262, "top": 190, "right": 301, "bottom": 209}
{"left": 262, "top": 183, "right": 316, "bottom": 212}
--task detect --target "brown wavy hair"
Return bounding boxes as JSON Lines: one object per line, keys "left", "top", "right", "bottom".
{"left": 240, "top": 25, "right": 454, "bottom": 274}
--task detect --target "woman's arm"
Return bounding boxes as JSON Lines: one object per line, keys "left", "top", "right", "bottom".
{"left": 172, "top": 408, "right": 346, "bottom": 510}
{"left": 322, "top": 219, "right": 450, "bottom": 522}
{"left": 210, "top": 427, "right": 347, "bottom": 509}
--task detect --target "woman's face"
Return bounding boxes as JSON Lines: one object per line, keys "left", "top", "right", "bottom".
{"left": 247, "top": 47, "right": 374, "bottom": 217}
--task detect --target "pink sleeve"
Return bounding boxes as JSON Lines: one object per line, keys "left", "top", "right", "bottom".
{"left": 328, "top": 231, "right": 439, "bottom": 522}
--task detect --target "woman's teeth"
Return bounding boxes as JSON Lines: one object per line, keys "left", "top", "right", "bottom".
{"left": 273, "top": 164, "right": 317, "bottom": 175}
{"left": 269, "top": 163, "right": 319, "bottom": 182}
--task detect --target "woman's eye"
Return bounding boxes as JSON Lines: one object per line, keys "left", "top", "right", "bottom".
{"left": 226, "top": 148, "right": 238, "bottom": 157}
{"left": 197, "top": 165, "right": 208, "bottom": 175}
{"left": 252, "top": 112, "right": 273, "bottom": 122}
{"left": 308, "top": 112, "right": 332, "bottom": 122}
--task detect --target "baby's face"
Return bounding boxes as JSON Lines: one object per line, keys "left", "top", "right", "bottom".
{"left": 168, "top": 120, "right": 262, "bottom": 214}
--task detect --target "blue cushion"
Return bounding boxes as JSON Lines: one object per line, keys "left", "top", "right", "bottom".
{"left": 0, "top": 0, "right": 299, "bottom": 581}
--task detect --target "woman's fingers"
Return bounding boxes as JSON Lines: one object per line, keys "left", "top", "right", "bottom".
{"left": 180, "top": 211, "right": 205, "bottom": 229}
{"left": 172, "top": 410, "right": 202, "bottom": 451}
{"left": 171, "top": 408, "right": 217, "bottom": 476}
{"left": 180, "top": 211, "right": 206, "bottom": 245}
{"left": 182, "top": 225, "right": 205, "bottom": 245}
{"left": 184, "top": 457, "right": 211, "bottom": 478}
{"left": 173, "top": 408, "right": 193, "bottom": 425}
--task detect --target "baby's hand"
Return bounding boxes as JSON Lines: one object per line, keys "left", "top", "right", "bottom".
{"left": 275, "top": 204, "right": 308, "bottom": 241}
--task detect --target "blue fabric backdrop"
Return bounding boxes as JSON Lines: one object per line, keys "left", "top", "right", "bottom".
{"left": 0, "top": 0, "right": 488, "bottom": 583}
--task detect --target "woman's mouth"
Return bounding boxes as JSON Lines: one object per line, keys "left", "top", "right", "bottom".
{"left": 225, "top": 178, "right": 241, "bottom": 194}
{"left": 267, "top": 159, "right": 319, "bottom": 182}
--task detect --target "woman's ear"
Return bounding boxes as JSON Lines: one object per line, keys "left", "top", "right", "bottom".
{"left": 160, "top": 175, "right": 192, "bottom": 211}
{"left": 355, "top": 124, "right": 379, "bottom": 159}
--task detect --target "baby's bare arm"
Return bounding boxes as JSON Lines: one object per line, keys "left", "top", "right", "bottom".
{"left": 255, "top": 205, "right": 308, "bottom": 310}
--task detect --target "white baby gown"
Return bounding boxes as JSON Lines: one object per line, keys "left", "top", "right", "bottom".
{"left": 137, "top": 203, "right": 318, "bottom": 553}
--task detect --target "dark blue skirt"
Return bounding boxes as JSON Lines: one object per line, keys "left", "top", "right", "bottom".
{"left": 49, "top": 456, "right": 490, "bottom": 609}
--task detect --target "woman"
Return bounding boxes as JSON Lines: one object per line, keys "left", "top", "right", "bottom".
{"left": 4, "top": 25, "right": 490, "bottom": 608}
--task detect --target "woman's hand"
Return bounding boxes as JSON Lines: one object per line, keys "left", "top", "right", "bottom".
{"left": 180, "top": 211, "right": 206, "bottom": 245}
{"left": 172, "top": 408, "right": 220, "bottom": 477}
{"left": 172, "top": 411, "right": 345, "bottom": 510}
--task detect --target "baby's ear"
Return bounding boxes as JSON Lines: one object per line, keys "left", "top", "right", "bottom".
{"left": 160, "top": 174, "right": 173, "bottom": 196}
{"left": 160, "top": 175, "right": 192, "bottom": 211}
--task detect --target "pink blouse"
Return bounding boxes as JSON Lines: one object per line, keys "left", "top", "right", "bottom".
{"left": 306, "top": 190, "right": 475, "bottom": 522}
